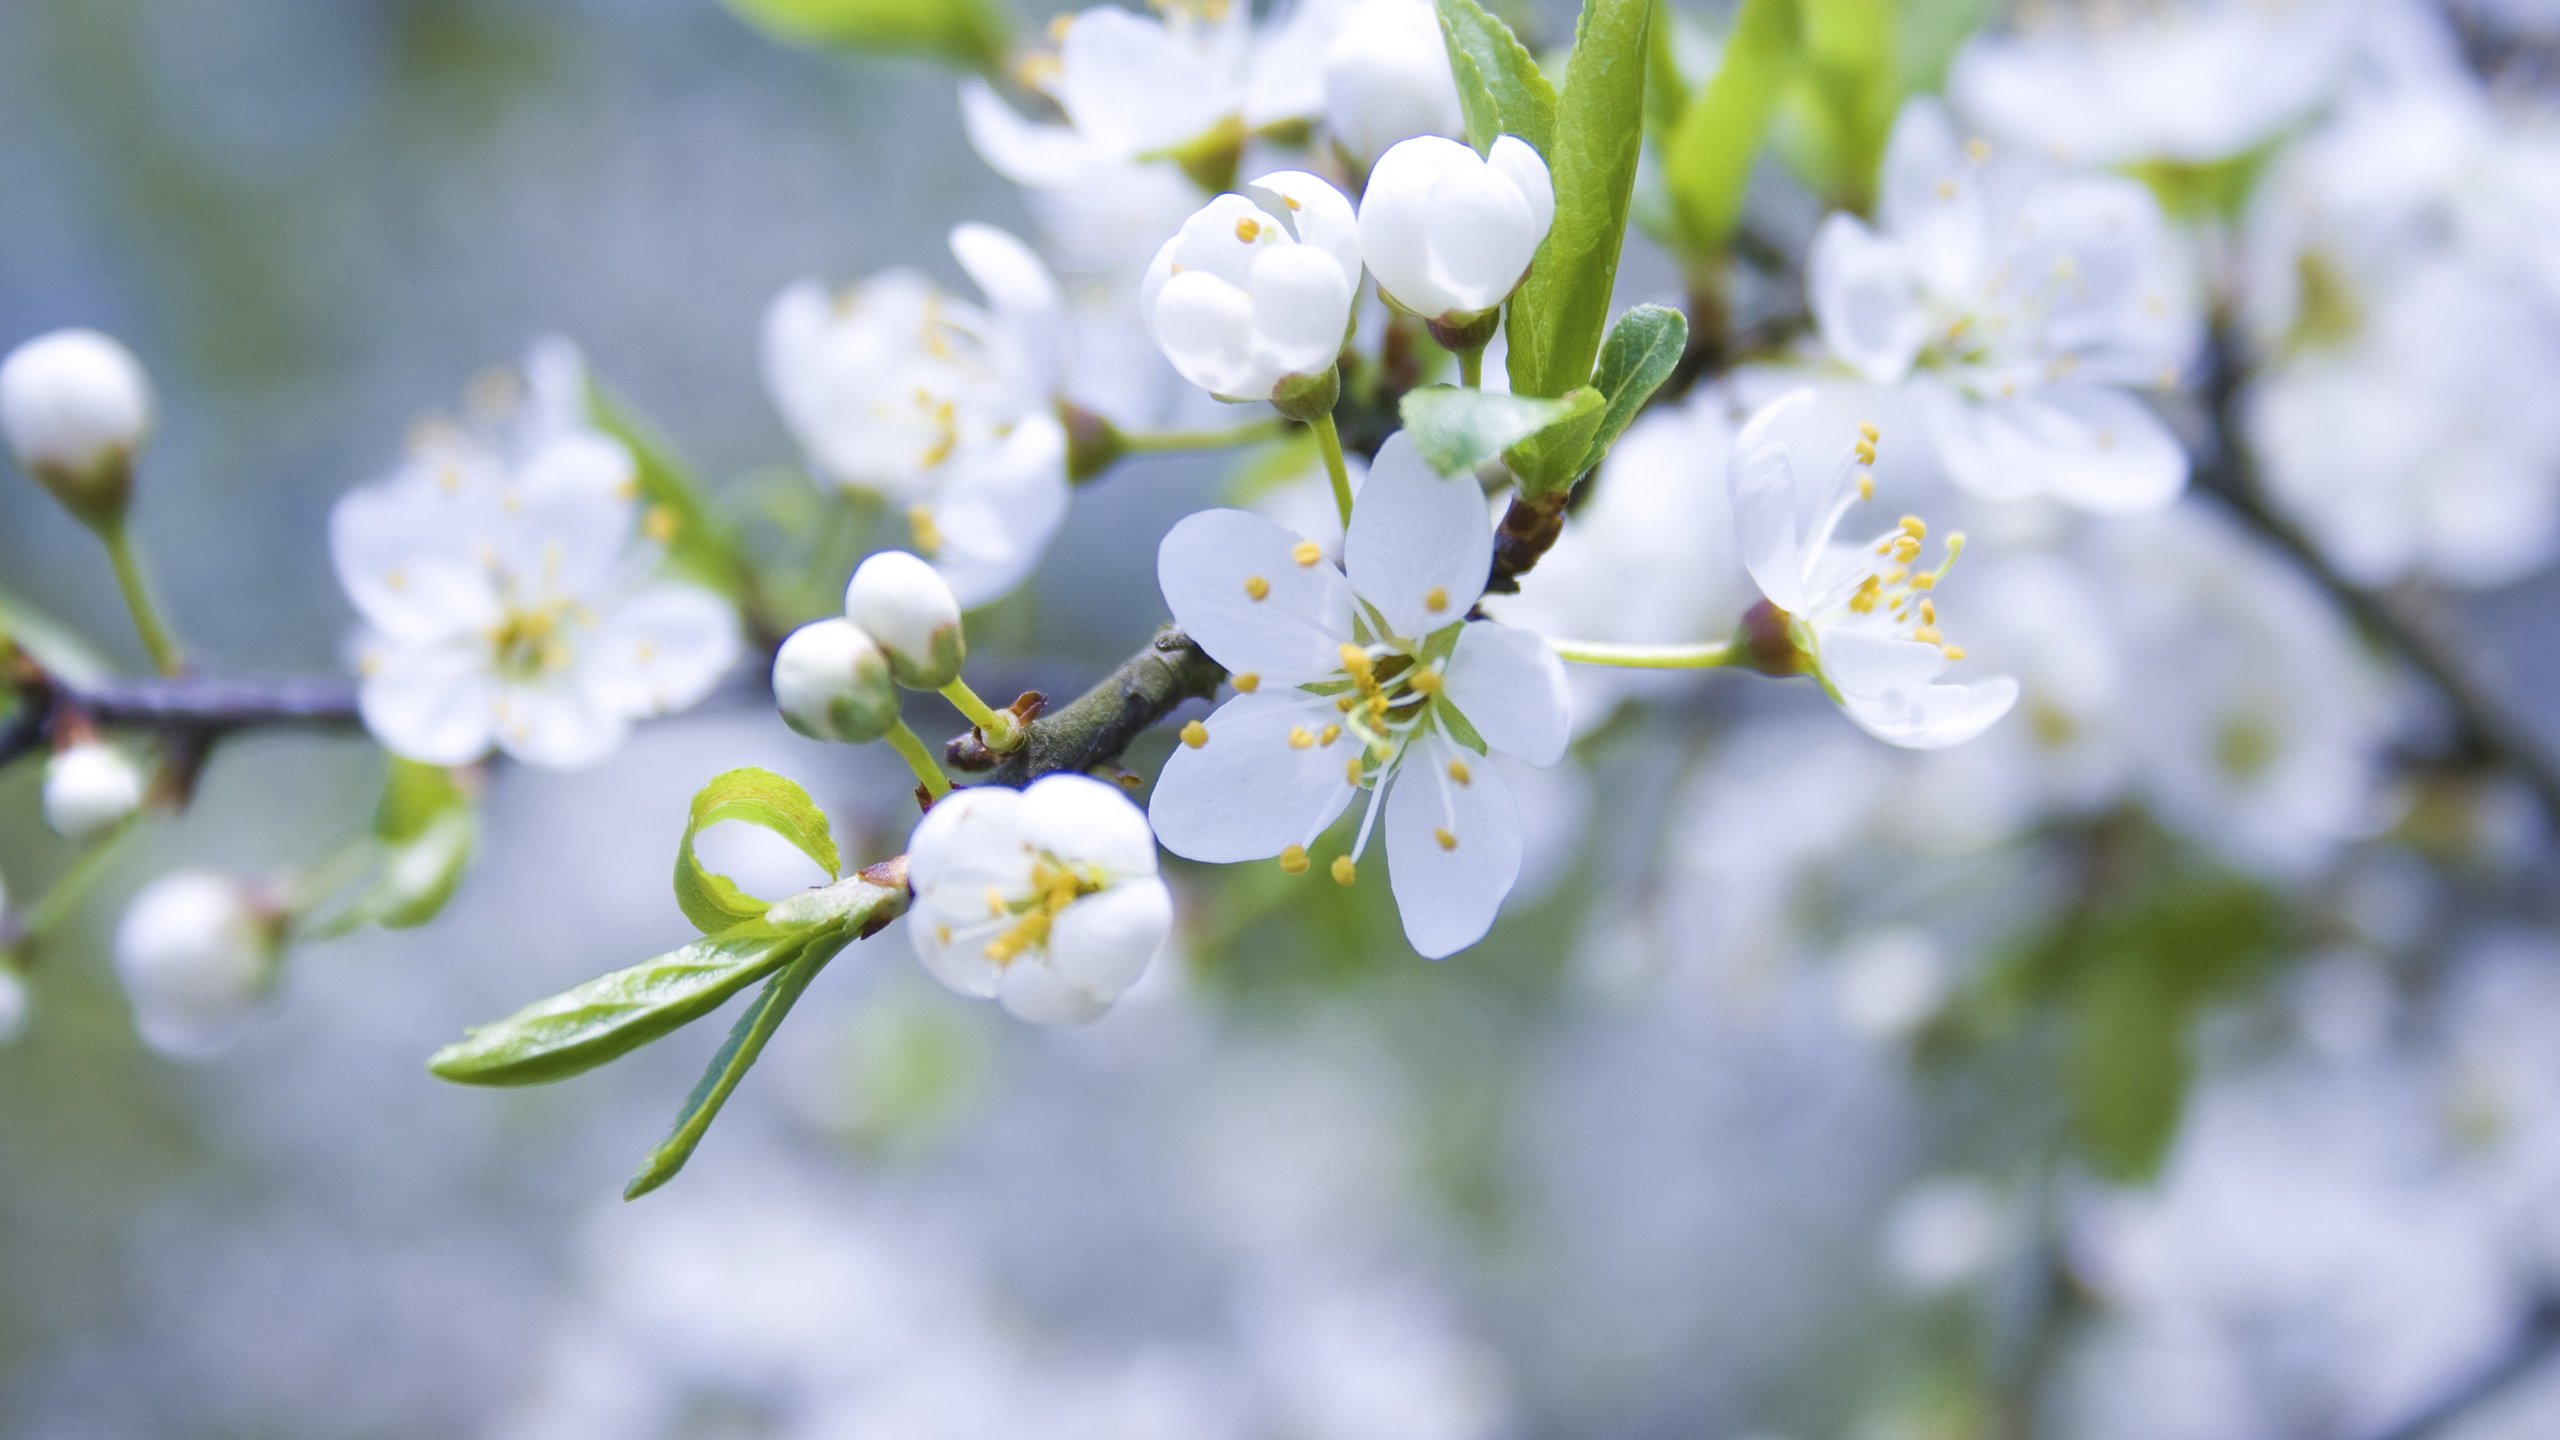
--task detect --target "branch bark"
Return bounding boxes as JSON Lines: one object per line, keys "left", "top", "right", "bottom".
{"left": 950, "top": 627, "right": 1226, "bottom": 788}
{"left": 0, "top": 670, "right": 364, "bottom": 768}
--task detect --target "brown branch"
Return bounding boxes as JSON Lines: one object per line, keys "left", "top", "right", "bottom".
{"left": 0, "top": 669, "right": 364, "bottom": 769}
{"left": 948, "top": 627, "right": 1226, "bottom": 788}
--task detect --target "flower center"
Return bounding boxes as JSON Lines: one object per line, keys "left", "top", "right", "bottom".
{"left": 488, "top": 599, "right": 584, "bottom": 681}
{"left": 981, "top": 855, "right": 1108, "bottom": 966}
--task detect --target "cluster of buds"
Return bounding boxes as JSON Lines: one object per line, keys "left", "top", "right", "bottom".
{"left": 772, "top": 550, "right": 997, "bottom": 748}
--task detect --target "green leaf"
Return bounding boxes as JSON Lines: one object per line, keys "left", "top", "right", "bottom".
{"left": 1664, "top": 0, "right": 1801, "bottom": 252}
{"left": 622, "top": 933, "right": 849, "bottom": 1200}
{"left": 723, "top": 0, "right": 1011, "bottom": 71}
{"left": 1499, "top": 386, "right": 1607, "bottom": 498}
{"left": 1505, "top": 0, "right": 1652, "bottom": 405}
{"left": 357, "top": 759, "right": 478, "bottom": 930}
{"left": 428, "top": 919, "right": 811, "bottom": 1087}
{"left": 1786, "top": 0, "right": 1899, "bottom": 213}
{"left": 1399, "top": 386, "right": 1586, "bottom": 477}
{"left": 1577, "top": 304, "right": 1690, "bottom": 473}
{"left": 2069, "top": 951, "right": 2190, "bottom": 1183}
{"left": 674, "top": 768, "right": 842, "bottom": 936}
{"left": 587, "top": 383, "right": 751, "bottom": 601}
{"left": 1434, "top": 0, "right": 1557, "bottom": 156}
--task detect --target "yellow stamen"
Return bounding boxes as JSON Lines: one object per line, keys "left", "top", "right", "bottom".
{"left": 1244, "top": 575, "right": 1271, "bottom": 601}
{"left": 908, "top": 504, "right": 944, "bottom": 556}
{"left": 1279, "top": 845, "right": 1310, "bottom": 875}
{"left": 1330, "top": 856, "right": 1357, "bottom": 887}
{"left": 1408, "top": 669, "right": 1443, "bottom": 697}
{"left": 1292, "top": 540, "right": 1323, "bottom": 567}
{"left": 1447, "top": 759, "right": 1471, "bottom": 786}
{"left": 1338, "top": 644, "right": 1374, "bottom": 683}
{"left": 1289, "top": 726, "right": 1315, "bottom": 749}
{"left": 1234, "top": 216, "right": 1262, "bottom": 243}
{"left": 1434, "top": 827, "right": 1457, "bottom": 852}
{"left": 1424, "top": 586, "right": 1449, "bottom": 614}
{"left": 1181, "top": 720, "right": 1209, "bottom": 748}
{"left": 1318, "top": 724, "right": 1341, "bottom": 746}
{"left": 1233, "top": 672, "right": 1260, "bottom": 693}
{"left": 643, "top": 506, "right": 679, "bottom": 543}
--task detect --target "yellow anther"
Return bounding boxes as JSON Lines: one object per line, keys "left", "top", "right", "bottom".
{"left": 1408, "top": 669, "right": 1443, "bottom": 697}
{"left": 1965, "top": 136, "right": 1991, "bottom": 164}
{"left": 1292, "top": 540, "right": 1323, "bottom": 567}
{"left": 986, "top": 886, "right": 1007, "bottom": 918}
{"left": 1899, "top": 515, "right": 1927, "bottom": 539}
{"left": 1424, "top": 586, "right": 1450, "bottom": 614}
{"left": 1047, "top": 13, "right": 1073, "bottom": 40}
{"left": 1235, "top": 216, "right": 1262, "bottom": 243}
{"left": 1233, "top": 672, "right": 1260, "bottom": 693}
{"left": 1434, "top": 827, "right": 1457, "bottom": 852}
{"left": 908, "top": 504, "right": 944, "bottom": 555}
{"left": 1913, "top": 625, "right": 1943, "bottom": 645}
{"left": 1447, "top": 759, "right": 1471, "bottom": 786}
{"left": 1281, "top": 193, "right": 1301, "bottom": 211}
{"left": 1855, "top": 438, "right": 1878, "bottom": 466}
{"left": 1892, "top": 536, "right": 1923, "bottom": 564}
{"left": 1279, "top": 844, "right": 1310, "bottom": 875}
{"left": 1335, "top": 694, "right": 1358, "bottom": 713}
{"left": 386, "top": 568, "right": 409, "bottom": 592}
{"left": 1288, "top": 726, "right": 1315, "bottom": 750}
{"left": 1181, "top": 720, "right": 1209, "bottom": 749}
{"left": 1943, "top": 644, "right": 1968, "bottom": 661}
{"left": 935, "top": 923, "right": 953, "bottom": 945}
{"left": 1857, "top": 472, "right": 1876, "bottom": 501}
{"left": 1168, "top": 262, "right": 1184, "bottom": 276}
{"left": 643, "top": 506, "right": 679, "bottom": 543}
{"left": 1848, "top": 575, "right": 1882, "bottom": 615}
{"left": 1344, "top": 757, "right": 1364, "bottom": 784}
{"left": 1859, "top": 421, "right": 1879, "bottom": 443}
{"left": 1935, "top": 179, "right": 1959, "bottom": 200}
{"left": 1318, "top": 724, "right": 1341, "bottom": 746}
{"left": 1883, "top": 567, "right": 1909, "bottom": 585}
{"left": 1910, "top": 572, "right": 1936, "bottom": 591}
{"left": 1919, "top": 599, "right": 1937, "bottom": 625}
{"left": 1330, "top": 856, "right": 1357, "bottom": 887}
{"left": 1244, "top": 575, "right": 1271, "bottom": 601}
{"left": 1338, "top": 644, "right": 1374, "bottom": 682}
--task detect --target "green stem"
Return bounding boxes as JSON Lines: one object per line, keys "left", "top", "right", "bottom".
{"left": 1311, "top": 413, "right": 1355, "bottom": 527}
{"left": 883, "top": 720, "right": 954, "bottom": 801}
{"left": 1121, "top": 419, "right": 1286, "bottom": 455}
{"left": 98, "top": 520, "right": 182, "bottom": 676}
{"left": 18, "top": 817, "right": 142, "bottom": 951}
{"left": 938, "top": 678, "right": 1023, "bottom": 752}
{"left": 1546, "top": 638, "right": 1740, "bottom": 670}
{"left": 1458, "top": 347, "right": 1485, "bottom": 389}
{"left": 1665, "top": 0, "right": 1803, "bottom": 254}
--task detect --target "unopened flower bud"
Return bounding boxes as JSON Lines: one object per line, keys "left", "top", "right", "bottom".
{"left": 1359, "top": 135, "right": 1554, "bottom": 327}
{"left": 1321, "top": 0, "right": 1466, "bottom": 168}
{"left": 1, "top": 329, "right": 153, "bottom": 528}
{"left": 112, "top": 871, "right": 285, "bottom": 1058}
{"left": 772, "top": 618, "right": 899, "bottom": 744}
{"left": 845, "top": 550, "right": 966, "bottom": 690}
{"left": 43, "top": 740, "right": 144, "bottom": 842}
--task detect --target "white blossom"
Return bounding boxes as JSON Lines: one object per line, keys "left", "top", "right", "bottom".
{"left": 1149, "top": 432, "right": 1571, "bottom": 959}
{"left": 905, "top": 773, "right": 1175, "bottom": 1026}
{"left": 764, "top": 224, "right": 1072, "bottom": 606}
{"left": 1141, "top": 170, "right": 1363, "bottom": 408}
{"left": 113, "top": 870, "right": 282, "bottom": 1057}
{"left": 1321, "top": 0, "right": 1466, "bottom": 167}
{"left": 1809, "top": 99, "right": 2198, "bottom": 512}
{"left": 1729, "top": 390, "right": 2019, "bottom": 749}
{"left": 0, "top": 327, "right": 152, "bottom": 521}
{"left": 770, "top": 619, "right": 898, "bottom": 746}
{"left": 42, "top": 740, "right": 144, "bottom": 841}
{"left": 1358, "top": 135, "right": 1554, "bottom": 326}
{"left": 331, "top": 343, "right": 739, "bottom": 770}
{"left": 843, "top": 550, "right": 966, "bottom": 689}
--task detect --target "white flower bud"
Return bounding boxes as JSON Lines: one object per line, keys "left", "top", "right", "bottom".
{"left": 1358, "top": 135, "right": 1555, "bottom": 326}
{"left": 1322, "top": 0, "right": 1467, "bottom": 167}
{"left": 0, "top": 966, "right": 26, "bottom": 1048}
{"left": 43, "top": 741, "right": 144, "bottom": 842}
{"left": 1139, "top": 171, "right": 1363, "bottom": 406}
{"left": 844, "top": 550, "right": 967, "bottom": 690}
{"left": 112, "top": 871, "right": 282, "bottom": 1058}
{"left": 0, "top": 328, "right": 152, "bottom": 527}
{"left": 772, "top": 618, "right": 900, "bottom": 744}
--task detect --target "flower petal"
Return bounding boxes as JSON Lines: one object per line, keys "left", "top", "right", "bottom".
{"left": 1440, "top": 622, "right": 1570, "bottom": 766}
{"left": 580, "top": 582, "right": 739, "bottom": 718}
{"left": 909, "top": 785, "right": 1031, "bottom": 904}
{"left": 1343, "top": 432, "right": 1493, "bottom": 641}
{"left": 1148, "top": 269, "right": 1262, "bottom": 400}
{"left": 950, "top": 221, "right": 1062, "bottom": 394}
{"left": 916, "top": 414, "right": 1071, "bottom": 607}
{"left": 329, "top": 481, "right": 501, "bottom": 644}
{"left": 1045, "top": 879, "right": 1173, "bottom": 1001}
{"left": 1729, "top": 390, "right": 1816, "bottom": 613}
{"left": 1384, "top": 732, "right": 1523, "bottom": 959}
{"left": 1057, "top": 6, "right": 1231, "bottom": 158}
{"left": 1924, "top": 381, "right": 2187, "bottom": 512}
{"left": 1245, "top": 170, "right": 1362, "bottom": 288}
{"left": 358, "top": 640, "right": 497, "bottom": 766}
{"left": 1157, "top": 508, "right": 1356, "bottom": 681}
{"left": 1809, "top": 214, "right": 1927, "bottom": 386}
{"left": 1148, "top": 690, "right": 1360, "bottom": 863}
{"left": 1248, "top": 242, "right": 1355, "bottom": 379}
{"left": 998, "top": 957, "right": 1110, "bottom": 1026}
{"left": 494, "top": 681, "right": 630, "bottom": 770}
{"left": 1019, "top": 772, "right": 1161, "bottom": 879}
{"left": 1487, "top": 136, "right": 1555, "bottom": 243}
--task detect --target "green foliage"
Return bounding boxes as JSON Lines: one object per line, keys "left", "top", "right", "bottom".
{"left": 723, "top": 0, "right": 1011, "bottom": 72}
{"left": 673, "top": 768, "right": 842, "bottom": 936}
{"left": 1434, "top": 0, "right": 1558, "bottom": 157}
{"left": 1663, "top": 0, "right": 1803, "bottom": 252}
{"left": 349, "top": 760, "right": 478, "bottom": 931}
{"left": 1504, "top": 0, "right": 1653, "bottom": 428}
{"left": 1577, "top": 304, "right": 1689, "bottom": 474}
{"left": 624, "top": 934, "right": 847, "bottom": 1199}
{"left": 1784, "top": 0, "right": 1899, "bottom": 213}
{"left": 426, "top": 918, "right": 814, "bottom": 1087}
{"left": 1399, "top": 386, "right": 1590, "bottom": 478}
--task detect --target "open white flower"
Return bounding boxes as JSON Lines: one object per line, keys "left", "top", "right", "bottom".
{"left": 331, "top": 345, "right": 739, "bottom": 769}
{"left": 1149, "top": 432, "right": 1571, "bottom": 959}
{"left": 1809, "top": 99, "right": 2197, "bottom": 512}
{"left": 906, "top": 773, "right": 1175, "bottom": 1026}
{"left": 1729, "top": 390, "right": 2018, "bottom": 749}
{"left": 764, "top": 224, "right": 1071, "bottom": 606}
{"left": 1322, "top": 0, "right": 1466, "bottom": 167}
{"left": 1358, "top": 135, "right": 1554, "bottom": 328}
{"left": 114, "top": 870, "right": 283, "bottom": 1058}
{"left": 1141, "top": 170, "right": 1363, "bottom": 410}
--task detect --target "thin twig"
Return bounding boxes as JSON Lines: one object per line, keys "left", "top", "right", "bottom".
{"left": 952, "top": 627, "right": 1226, "bottom": 788}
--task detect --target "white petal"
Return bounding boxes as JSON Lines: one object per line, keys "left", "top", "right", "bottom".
{"left": 1148, "top": 690, "right": 1360, "bottom": 862}
{"left": 1846, "top": 674, "right": 2021, "bottom": 750}
{"left": 908, "top": 785, "right": 1031, "bottom": 901}
{"left": 1249, "top": 243, "right": 1355, "bottom": 379}
{"left": 1810, "top": 214, "right": 1927, "bottom": 386}
{"left": 1414, "top": 154, "right": 1541, "bottom": 316}
{"left": 359, "top": 641, "right": 498, "bottom": 765}
{"left": 958, "top": 78, "right": 1094, "bottom": 186}
{"left": 912, "top": 915, "right": 1006, "bottom": 1001}
{"left": 494, "top": 682, "right": 630, "bottom": 770}
{"left": 1057, "top": 6, "right": 1232, "bottom": 157}
{"left": 1019, "top": 772, "right": 1161, "bottom": 879}
{"left": 1384, "top": 733, "right": 1523, "bottom": 959}
{"left": 581, "top": 583, "right": 739, "bottom": 718}
{"left": 1487, "top": 135, "right": 1555, "bottom": 243}
{"left": 1440, "top": 622, "right": 1571, "bottom": 765}
{"left": 915, "top": 415, "right": 1071, "bottom": 607}
{"left": 1157, "top": 508, "right": 1356, "bottom": 681}
{"left": 1045, "top": 879, "right": 1174, "bottom": 1000}
{"left": 1876, "top": 96, "right": 1991, "bottom": 298}
{"left": 1820, "top": 625, "right": 1952, "bottom": 696}
{"left": 498, "top": 433, "right": 639, "bottom": 597}
{"left": 1357, "top": 136, "right": 1468, "bottom": 313}
{"left": 1343, "top": 432, "right": 1493, "bottom": 641}
{"left": 1149, "top": 269, "right": 1264, "bottom": 399}
{"left": 950, "top": 222, "right": 1062, "bottom": 393}
{"left": 1729, "top": 391, "right": 1816, "bottom": 613}
{"left": 328, "top": 481, "right": 500, "bottom": 644}
{"left": 1245, "top": 169, "right": 1362, "bottom": 288}
{"left": 998, "top": 958, "right": 1110, "bottom": 1026}
{"left": 1924, "top": 382, "right": 2187, "bottom": 511}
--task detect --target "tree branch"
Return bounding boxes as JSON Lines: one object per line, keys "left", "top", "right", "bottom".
{"left": 2196, "top": 334, "right": 2560, "bottom": 827}
{"left": 0, "top": 670, "right": 364, "bottom": 769}
{"left": 949, "top": 627, "right": 1226, "bottom": 788}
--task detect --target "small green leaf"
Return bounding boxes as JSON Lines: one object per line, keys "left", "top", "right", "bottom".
{"left": 1664, "top": 0, "right": 1802, "bottom": 253}
{"left": 360, "top": 760, "right": 478, "bottom": 931}
{"left": 428, "top": 919, "right": 810, "bottom": 1088}
{"left": 723, "top": 0, "right": 1011, "bottom": 71}
{"left": 674, "top": 768, "right": 842, "bottom": 936}
{"left": 622, "top": 933, "right": 849, "bottom": 1200}
{"left": 1578, "top": 305, "right": 1690, "bottom": 472}
{"left": 1399, "top": 386, "right": 1586, "bottom": 477}
{"left": 1505, "top": 0, "right": 1653, "bottom": 404}
{"left": 1498, "top": 386, "right": 1607, "bottom": 497}
{"left": 2069, "top": 951, "right": 2190, "bottom": 1183}
{"left": 1434, "top": 0, "right": 1557, "bottom": 156}
{"left": 587, "top": 383, "right": 751, "bottom": 601}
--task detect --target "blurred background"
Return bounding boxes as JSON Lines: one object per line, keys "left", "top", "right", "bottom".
{"left": 7, "top": 0, "right": 2560, "bottom": 1436}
